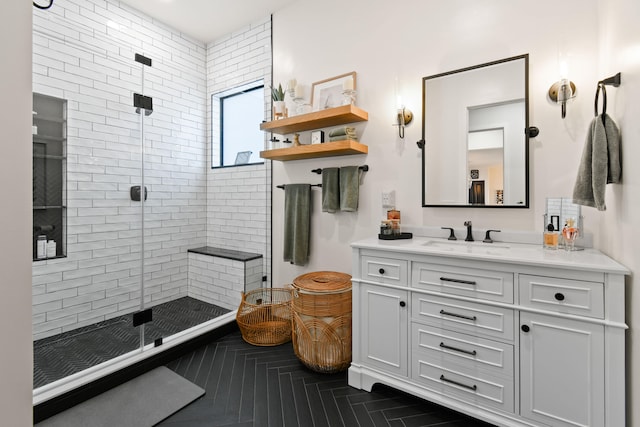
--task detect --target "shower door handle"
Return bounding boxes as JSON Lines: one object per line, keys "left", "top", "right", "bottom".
{"left": 130, "top": 185, "right": 148, "bottom": 201}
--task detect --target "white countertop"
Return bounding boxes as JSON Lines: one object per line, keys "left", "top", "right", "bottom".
{"left": 351, "top": 236, "right": 629, "bottom": 275}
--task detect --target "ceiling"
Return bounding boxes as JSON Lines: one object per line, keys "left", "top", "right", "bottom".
{"left": 119, "top": 0, "right": 297, "bottom": 43}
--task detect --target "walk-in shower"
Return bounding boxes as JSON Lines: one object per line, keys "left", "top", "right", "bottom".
{"left": 31, "top": 0, "right": 271, "bottom": 409}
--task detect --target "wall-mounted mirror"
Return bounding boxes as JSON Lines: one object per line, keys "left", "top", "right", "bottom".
{"left": 421, "top": 54, "right": 529, "bottom": 208}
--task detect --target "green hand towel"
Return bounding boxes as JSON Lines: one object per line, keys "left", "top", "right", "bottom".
{"left": 322, "top": 168, "right": 340, "bottom": 213}
{"left": 283, "top": 184, "right": 311, "bottom": 265}
{"left": 340, "top": 166, "right": 360, "bottom": 212}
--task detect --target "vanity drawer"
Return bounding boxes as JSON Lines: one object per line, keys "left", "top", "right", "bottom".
{"left": 412, "top": 262, "right": 513, "bottom": 303}
{"left": 412, "top": 351, "right": 514, "bottom": 412}
{"left": 412, "top": 293, "right": 514, "bottom": 341}
{"left": 361, "top": 255, "right": 408, "bottom": 285}
{"left": 519, "top": 275, "right": 604, "bottom": 319}
{"left": 412, "top": 323, "right": 514, "bottom": 377}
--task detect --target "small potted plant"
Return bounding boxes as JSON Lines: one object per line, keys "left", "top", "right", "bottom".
{"left": 271, "top": 83, "right": 286, "bottom": 118}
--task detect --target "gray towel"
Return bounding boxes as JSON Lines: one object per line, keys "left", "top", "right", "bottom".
{"left": 283, "top": 184, "right": 311, "bottom": 266}
{"left": 329, "top": 126, "right": 356, "bottom": 138}
{"left": 572, "top": 113, "right": 621, "bottom": 211}
{"left": 340, "top": 166, "right": 360, "bottom": 212}
{"left": 322, "top": 168, "right": 339, "bottom": 213}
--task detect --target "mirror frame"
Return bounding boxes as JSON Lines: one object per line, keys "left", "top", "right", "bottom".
{"left": 421, "top": 54, "right": 530, "bottom": 208}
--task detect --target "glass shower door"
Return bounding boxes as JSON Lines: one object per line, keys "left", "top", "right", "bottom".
{"left": 32, "top": 50, "right": 146, "bottom": 388}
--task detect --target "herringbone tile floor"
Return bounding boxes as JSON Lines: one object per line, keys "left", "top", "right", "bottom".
{"left": 159, "top": 331, "right": 494, "bottom": 427}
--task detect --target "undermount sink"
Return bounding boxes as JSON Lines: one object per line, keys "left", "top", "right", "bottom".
{"left": 422, "top": 239, "right": 511, "bottom": 255}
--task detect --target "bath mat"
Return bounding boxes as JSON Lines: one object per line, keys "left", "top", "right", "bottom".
{"left": 36, "top": 367, "right": 204, "bottom": 427}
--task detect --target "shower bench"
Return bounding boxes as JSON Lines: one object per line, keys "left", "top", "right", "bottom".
{"left": 187, "top": 247, "right": 263, "bottom": 311}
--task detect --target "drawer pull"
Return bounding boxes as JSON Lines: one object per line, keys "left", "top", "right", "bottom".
{"left": 399, "top": 301, "right": 406, "bottom": 307}
{"left": 439, "top": 374, "right": 477, "bottom": 391}
{"left": 440, "top": 277, "right": 477, "bottom": 285}
{"left": 554, "top": 292, "right": 565, "bottom": 301}
{"left": 378, "top": 268, "right": 385, "bottom": 275}
{"left": 439, "top": 342, "right": 477, "bottom": 356}
{"left": 439, "top": 309, "right": 477, "bottom": 321}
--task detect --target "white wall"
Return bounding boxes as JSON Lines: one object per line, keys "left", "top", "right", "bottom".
{"left": 272, "top": 0, "right": 638, "bottom": 423}
{"left": 0, "top": 1, "right": 33, "bottom": 425}
{"left": 596, "top": 0, "right": 640, "bottom": 424}
{"left": 271, "top": 0, "right": 600, "bottom": 279}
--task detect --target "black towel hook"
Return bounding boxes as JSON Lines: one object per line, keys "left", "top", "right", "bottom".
{"left": 594, "top": 72, "right": 621, "bottom": 123}
{"left": 594, "top": 83, "right": 607, "bottom": 117}
{"left": 599, "top": 72, "right": 621, "bottom": 87}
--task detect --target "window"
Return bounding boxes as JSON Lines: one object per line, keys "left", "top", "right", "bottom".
{"left": 213, "top": 82, "right": 265, "bottom": 168}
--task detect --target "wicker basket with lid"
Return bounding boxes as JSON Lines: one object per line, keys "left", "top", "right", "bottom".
{"left": 291, "top": 271, "right": 352, "bottom": 373}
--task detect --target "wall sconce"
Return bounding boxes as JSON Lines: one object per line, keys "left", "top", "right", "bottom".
{"left": 548, "top": 56, "right": 576, "bottom": 119}
{"left": 394, "top": 106, "right": 413, "bottom": 138}
{"left": 393, "top": 79, "right": 413, "bottom": 138}
{"left": 548, "top": 78, "right": 576, "bottom": 119}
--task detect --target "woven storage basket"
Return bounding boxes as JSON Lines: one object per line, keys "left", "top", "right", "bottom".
{"left": 292, "top": 271, "right": 352, "bottom": 373}
{"left": 236, "top": 287, "right": 293, "bottom": 346}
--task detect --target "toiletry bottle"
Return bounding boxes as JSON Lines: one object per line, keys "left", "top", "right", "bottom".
{"left": 387, "top": 209, "right": 401, "bottom": 235}
{"left": 37, "top": 235, "right": 47, "bottom": 259}
{"left": 380, "top": 220, "right": 392, "bottom": 236}
{"left": 543, "top": 223, "right": 558, "bottom": 250}
{"left": 47, "top": 240, "right": 57, "bottom": 258}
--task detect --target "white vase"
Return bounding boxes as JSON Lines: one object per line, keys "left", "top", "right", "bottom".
{"left": 273, "top": 100, "right": 286, "bottom": 119}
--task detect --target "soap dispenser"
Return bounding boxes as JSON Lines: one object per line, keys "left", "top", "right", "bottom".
{"left": 543, "top": 222, "right": 559, "bottom": 250}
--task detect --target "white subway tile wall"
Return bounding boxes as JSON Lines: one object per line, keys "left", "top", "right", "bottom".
{"left": 188, "top": 253, "right": 263, "bottom": 310}
{"left": 32, "top": 0, "right": 271, "bottom": 340}
{"left": 206, "top": 17, "right": 272, "bottom": 288}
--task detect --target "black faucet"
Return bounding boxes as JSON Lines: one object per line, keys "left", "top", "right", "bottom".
{"left": 483, "top": 229, "right": 501, "bottom": 243}
{"left": 464, "top": 221, "right": 473, "bottom": 242}
{"left": 441, "top": 227, "right": 457, "bottom": 240}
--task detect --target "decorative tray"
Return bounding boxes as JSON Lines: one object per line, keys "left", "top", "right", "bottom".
{"left": 378, "top": 232, "right": 413, "bottom": 240}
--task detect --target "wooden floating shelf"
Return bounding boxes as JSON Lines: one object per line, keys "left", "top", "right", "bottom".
{"left": 259, "top": 140, "right": 368, "bottom": 161}
{"left": 259, "top": 104, "right": 368, "bottom": 135}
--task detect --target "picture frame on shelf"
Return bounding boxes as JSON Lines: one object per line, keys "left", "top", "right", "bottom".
{"left": 311, "top": 71, "right": 356, "bottom": 111}
{"left": 311, "top": 130, "right": 324, "bottom": 144}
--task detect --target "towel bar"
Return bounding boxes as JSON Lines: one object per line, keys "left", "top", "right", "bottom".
{"left": 311, "top": 165, "right": 369, "bottom": 174}
{"left": 277, "top": 184, "right": 322, "bottom": 189}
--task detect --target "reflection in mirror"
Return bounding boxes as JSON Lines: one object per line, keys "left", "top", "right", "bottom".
{"left": 468, "top": 127, "right": 503, "bottom": 205}
{"left": 422, "top": 54, "right": 529, "bottom": 207}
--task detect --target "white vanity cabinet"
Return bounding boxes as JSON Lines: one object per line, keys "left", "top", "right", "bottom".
{"left": 359, "top": 283, "right": 408, "bottom": 377}
{"left": 349, "top": 238, "right": 628, "bottom": 427}
{"left": 519, "top": 312, "right": 604, "bottom": 427}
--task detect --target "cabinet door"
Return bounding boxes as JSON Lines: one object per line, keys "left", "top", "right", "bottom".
{"left": 520, "top": 312, "right": 604, "bottom": 427}
{"left": 360, "top": 284, "right": 408, "bottom": 377}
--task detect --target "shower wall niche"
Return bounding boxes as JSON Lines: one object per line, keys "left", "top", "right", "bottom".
{"left": 32, "top": 93, "right": 66, "bottom": 260}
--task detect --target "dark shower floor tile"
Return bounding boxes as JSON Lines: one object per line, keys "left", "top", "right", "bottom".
{"left": 33, "top": 296, "right": 230, "bottom": 388}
